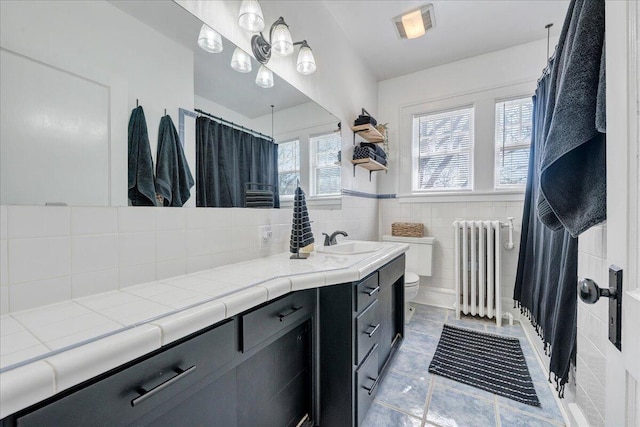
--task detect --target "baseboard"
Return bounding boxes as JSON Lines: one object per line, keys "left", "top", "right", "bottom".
{"left": 414, "top": 286, "right": 456, "bottom": 310}
{"left": 414, "top": 287, "right": 522, "bottom": 319}
{"left": 567, "top": 403, "right": 590, "bottom": 427}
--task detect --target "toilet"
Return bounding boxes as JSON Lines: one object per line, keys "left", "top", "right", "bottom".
{"left": 382, "top": 235, "right": 435, "bottom": 324}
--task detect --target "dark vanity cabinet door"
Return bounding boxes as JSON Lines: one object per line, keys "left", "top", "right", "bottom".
{"left": 319, "top": 254, "right": 405, "bottom": 427}
{"left": 237, "top": 321, "right": 312, "bottom": 427}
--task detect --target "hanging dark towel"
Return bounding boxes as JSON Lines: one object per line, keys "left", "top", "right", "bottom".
{"left": 128, "top": 106, "right": 156, "bottom": 206}
{"left": 155, "top": 115, "right": 194, "bottom": 207}
{"left": 360, "top": 142, "right": 387, "bottom": 159}
{"left": 536, "top": 0, "right": 606, "bottom": 237}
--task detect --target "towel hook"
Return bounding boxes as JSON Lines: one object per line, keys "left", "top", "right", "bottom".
{"left": 136, "top": 99, "right": 139, "bottom": 107}
{"left": 164, "top": 108, "right": 167, "bottom": 116}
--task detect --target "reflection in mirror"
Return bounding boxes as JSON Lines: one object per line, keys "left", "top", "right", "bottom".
{"left": 0, "top": 0, "right": 340, "bottom": 209}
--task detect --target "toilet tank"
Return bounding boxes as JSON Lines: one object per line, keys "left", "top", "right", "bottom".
{"left": 382, "top": 235, "right": 435, "bottom": 277}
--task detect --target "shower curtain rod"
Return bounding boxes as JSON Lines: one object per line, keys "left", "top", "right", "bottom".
{"left": 194, "top": 108, "right": 273, "bottom": 141}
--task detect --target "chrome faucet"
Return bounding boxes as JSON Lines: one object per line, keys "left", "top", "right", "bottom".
{"left": 322, "top": 231, "right": 348, "bottom": 246}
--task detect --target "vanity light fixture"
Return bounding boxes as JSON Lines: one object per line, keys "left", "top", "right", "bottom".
{"left": 197, "top": 24, "right": 223, "bottom": 53}
{"left": 393, "top": 4, "right": 435, "bottom": 40}
{"left": 238, "top": 0, "right": 265, "bottom": 32}
{"left": 255, "top": 65, "right": 274, "bottom": 88}
{"left": 231, "top": 47, "right": 252, "bottom": 73}
{"left": 249, "top": 16, "right": 316, "bottom": 75}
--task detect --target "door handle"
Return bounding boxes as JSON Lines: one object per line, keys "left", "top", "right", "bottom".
{"left": 362, "top": 376, "right": 380, "bottom": 395}
{"left": 579, "top": 278, "right": 617, "bottom": 304}
{"left": 131, "top": 365, "right": 196, "bottom": 407}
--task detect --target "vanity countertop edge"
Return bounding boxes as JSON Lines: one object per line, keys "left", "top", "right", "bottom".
{"left": 0, "top": 242, "right": 409, "bottom": 419}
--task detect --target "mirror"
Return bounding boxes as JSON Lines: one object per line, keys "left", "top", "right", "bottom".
{"left": 0, "top": 0, "right": 341, "bottom": 208}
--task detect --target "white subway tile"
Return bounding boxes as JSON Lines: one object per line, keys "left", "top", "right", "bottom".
{"left": 0, "top": 287, "right": 8, "bottom": 315}
{"left": 1, "top": 240, "right": 7, "bottom": 286}
{"left": 118, "top": 263, "right": 156, "bottom": 288}
{"left": 186, "top": 208, "right": 211, "bottom": 230}
{"left": 118, "top": 232, "right": 155, "bottom": 266}
{"left": 9, "top": 276, "right": 71, "bottom": 312}
{"left": 0, "top": 206, "right": 7, "bottom": 240}
{"left": 186, "top": 255, "right": 212, "bottom": 273}
{"left": 71, "top": 207, "right": 117, "bottom": 235}
{"left": 72, "top": 235, "right": 118, "bottom": 274}
{"left": 71, "top": 269, "right": 118, "bottom": 298}
{"left": 156, "top": 259, "right": 186, "bottom": 281}
{"left": 118, "top": 207, "right": 155, "bottom": 233}
{"left": 8, "top": 238, "right": 70, "bottom": 284}
{"left": 155, "top": 208, "right": 186, "bottom": 231}
{"left": 7, "top": 206, "right": 69, "bottom": 239}
{"left": 156, "top": 230, "right": 186, "bottom": 262}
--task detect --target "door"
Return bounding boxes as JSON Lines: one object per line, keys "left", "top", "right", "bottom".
{"left": 605, "top": 1, "right": 639, "bottom": 426}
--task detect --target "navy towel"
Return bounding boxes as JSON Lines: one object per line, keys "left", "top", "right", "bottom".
{"left": 155, "top": 115, "right": 194, "bottom": 207}
{"left": 537, "top": 0, "right": 606, "bottom": 237}
{"left": 360, "top": 142, "right": 387, "bottom": 159}
{"left": 128, "top": 106, "right": 157, "bottom": 206}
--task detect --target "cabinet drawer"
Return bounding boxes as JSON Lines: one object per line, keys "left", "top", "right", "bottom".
{"left": 355, "top": 299, "right": 380, "bottom": 366}
{"left": 17, "top": 320, "right": 236, "bottom": 426}
{"left": 354, "top": 273, "right": 379, "bottom": 314}
{"left": 379, "top": 255, "right": 405, "bottom": 291}
{"left": 355, "top": 345, "right": 379, "bottom": 427}
{"left": 242, "top": 289, "right": 314, "bottom": 352}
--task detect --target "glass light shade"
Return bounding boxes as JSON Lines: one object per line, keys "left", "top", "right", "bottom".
{"left": 230, "top": 47, "right": 252, "bottom": 73}
{"left": 296, "top": 45, "right": 316, "bottom": 75}
{"left": 271, "top": 23, "right": 293, "bottom": 56}
{"left": 238, "top": 0, "right": 265, "bottom": 32}
{"left": 255, "top": 65, "right": 274, "bottom": 88}
{"left": 401, "top": 9, "right": 426, "bottom": 39}
{"left": 197, "top": 24, "right": 223, "bottom": 53}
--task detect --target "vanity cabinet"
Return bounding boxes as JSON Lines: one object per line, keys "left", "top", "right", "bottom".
{"left": 319, "top": 254, "right": 405, "bottom": 427}
{"left": 3, "top": 290, "right": 316, "bottom": 427}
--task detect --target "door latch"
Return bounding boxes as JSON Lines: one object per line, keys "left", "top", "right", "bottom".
{"left": 578, "top": 265, "right": 623, "bottom": 351}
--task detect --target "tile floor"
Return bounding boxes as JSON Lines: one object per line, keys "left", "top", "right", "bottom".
{"left": 362, "top": 303, "right": 566, "bottom": 427}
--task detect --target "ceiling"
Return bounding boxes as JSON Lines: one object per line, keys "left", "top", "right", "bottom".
{"left": 322, "top": 0, "right": 570, "bottom": 81}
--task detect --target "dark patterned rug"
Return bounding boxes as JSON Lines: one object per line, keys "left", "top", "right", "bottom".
{"left": 428, "top": 324, "right": 540, "bottom": 406}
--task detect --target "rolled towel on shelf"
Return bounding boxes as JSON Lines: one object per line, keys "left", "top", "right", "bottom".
{"left": 360, "top": 142, "right": 387, "bottom": 159}
{"left": 352, "top": 146, "right": 387, "bottom": 166}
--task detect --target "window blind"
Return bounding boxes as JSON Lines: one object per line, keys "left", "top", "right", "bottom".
{"left": 277, "top": 139, "right": 300, "bottom": 196}
{"left": 414, "top": 106, "right": 473, "bottom": 191}
{"left": 311, "top": 133, "right": 341, "bottom": 196}
{"left": 495, "top": 97, "right": 533, "bottom": 188}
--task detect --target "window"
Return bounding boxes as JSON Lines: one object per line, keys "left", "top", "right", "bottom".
{"left": 413, "top": 106, "right": 474, "bottom": 191}
{"left": 310, "top": 132, "right": 341, "bottom": 196}
{"left": 277, "top": 139, "right": 299, "bottom": 197}
{"left": 495, "top": 97, "right": 533, "bottom": 188}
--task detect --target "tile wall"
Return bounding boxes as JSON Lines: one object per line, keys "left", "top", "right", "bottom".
{"left": 0, "top": 196, "right": 378, "bottom": 315}
{"left": 576, "top": 224, "right": 608, "bottom": 427}
{"left": 378, "top": 199, "right": 524, "bottom": 314}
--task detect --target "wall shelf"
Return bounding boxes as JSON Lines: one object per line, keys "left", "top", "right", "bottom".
{"left": 351, "top": 158, "right": 388, "bottom": 181}
{"left": 351, "top": 124, "right": 384, "bottom": 143}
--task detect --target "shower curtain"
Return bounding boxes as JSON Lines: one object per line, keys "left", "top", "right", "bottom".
{"left": 514, "top": 0, "right": 605, "bottom": 396}
{"left": 196, "top": 116, "right": 279, "bottom": 208}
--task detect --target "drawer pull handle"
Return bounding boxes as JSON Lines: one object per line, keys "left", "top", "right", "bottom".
{"left": 278, "top": 306, "right": 303, "bottom": 321}
{"left": 131, "top": 365, "right": 196, "bottom": 407}
{"left": 362, "top": 376, "right": 380, "bottom": 395}
{"left": 366, "top": 323, "right": 380, "bottom": 337}
{"left": 365, "top": 286, "right": 380, "bottom": 296}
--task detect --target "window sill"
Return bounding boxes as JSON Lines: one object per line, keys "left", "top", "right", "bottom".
{"left": 398, "top": 190, "right": 525, "bottom": 203}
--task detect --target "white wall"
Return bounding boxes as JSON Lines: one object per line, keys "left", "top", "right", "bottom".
{"left": 0, "top": 0, "right": 195, "bottom": 207}
{"left": 375, "top": 39, "right": 552, "bottom": 315}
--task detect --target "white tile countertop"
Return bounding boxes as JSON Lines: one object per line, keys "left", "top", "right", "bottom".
{"left": 0, "top": 241, "right": 408, "bottom": 419}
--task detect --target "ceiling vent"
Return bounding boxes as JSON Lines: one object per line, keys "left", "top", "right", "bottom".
{"left": 393, "top": 4, "right": 435, "bottom": 40}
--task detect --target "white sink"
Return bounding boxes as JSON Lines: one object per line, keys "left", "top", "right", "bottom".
{"left": 315, "top": 241, "right": 383, "bottom": 255}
